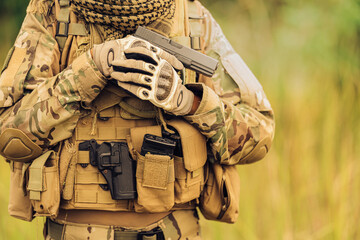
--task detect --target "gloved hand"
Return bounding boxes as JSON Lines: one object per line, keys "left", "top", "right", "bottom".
{"left": 107, "top": 37, "right": 195, "bottom": 116}
{"left": 92, "top": 37, "right": 128, "bottom": 77}
{"left": 93, "top": 35, "right": 182, "bottom": 77}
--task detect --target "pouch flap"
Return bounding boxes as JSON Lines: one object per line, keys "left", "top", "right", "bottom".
{"left": 142, "top": 153, "right": 174, "bottom": 189}
{"left": 119, "top": 97, "right": 157, "bottom": 119}
{"left": 167, "top": 119, "right": 207, "bottom": 172}
{"left": 106, "top": 82, "right": 130, "bottom": 98}
{"left": 92, "top": 87, "right": 123, "bottom": 113}
{"left": 99, "top": 107, "right": 116, "bottom": 118}
{"left": 120, "top": 108, "right": 143, "bottom": 120}
{"left": 28, "top": 150, "right": 54, "bottom": 200}
{"left": 129, "top": 125, "right": 162, "bottom": 154}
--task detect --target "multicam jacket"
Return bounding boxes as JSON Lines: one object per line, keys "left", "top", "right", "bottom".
{"left": 0, "top": 0, "right": 274, "bottom": 166}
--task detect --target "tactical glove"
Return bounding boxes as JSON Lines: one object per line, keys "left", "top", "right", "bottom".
{"left": 93, "top": 35, "right": 183, "bottom": 77}
{"left": 109, "top": 41, "right": 195, "bottom": 116}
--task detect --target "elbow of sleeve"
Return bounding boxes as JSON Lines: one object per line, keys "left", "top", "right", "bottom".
{"left": 0, "top": 128, "right": 42, "bottom": 162}
{"left": 240, "top": 118, "right": 275, "bottom": 164}
{"left": 240, "top": 136, "right": 272, "bottom": 164}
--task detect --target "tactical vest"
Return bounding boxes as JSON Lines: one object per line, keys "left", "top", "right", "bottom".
{"left": 54, "top": 0, "right": 208, "bottom": 213}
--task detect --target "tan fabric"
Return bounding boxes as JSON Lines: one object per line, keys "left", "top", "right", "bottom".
{"left": 0, "top": 128, "right": 42, "bottom": 163}
{"left": 60, "top": 105, "right": 157, "bottom": 211}
{"left": 135, "top": 153, "right": 175, "bottom": 212}
{"left": 167, "top": 119, "right": 207, "bottom": 171}
{"left": 46, "top": 210, "right": 201, "bottom": 239}
{"left": 0, "top": 47, "right": 27, "bottom": 87}
{"left": 199, "top": 162, "right": 240, "bottom": 223}
{"left": 8, "top": 162, "right": 34, "bottom": 222}
{"left": 56, "top": 209, "right": 170, "bottom": 227}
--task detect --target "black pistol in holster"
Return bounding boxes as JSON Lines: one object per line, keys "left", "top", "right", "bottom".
{"left": 79, "top": 139, "right": 136, "bottom": 200}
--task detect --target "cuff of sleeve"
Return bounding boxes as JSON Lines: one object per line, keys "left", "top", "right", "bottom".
{"left": 185, "top": 83, "right": 222, "bottom": 115}
{"left": 72, "top": 50, "right": 107, "bottom": 105}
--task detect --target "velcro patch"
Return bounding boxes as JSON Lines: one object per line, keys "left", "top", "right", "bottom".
{"left": 142, "top": 154, "right": 171, "bottom": 190}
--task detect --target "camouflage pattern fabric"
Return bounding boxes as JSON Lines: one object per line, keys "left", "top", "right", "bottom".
{"left": 0, "top": 0, "right": 274, "bottom": 164}
{"left": 0, "top": 12, "right": 107, "bottom": 150}
{"left": 184, "top": 6, "right": 275, "bottom": 165}
{"left": 71, "top": 0, "right": 175, "bottom": 39}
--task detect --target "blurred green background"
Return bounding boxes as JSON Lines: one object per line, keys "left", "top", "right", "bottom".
{"left": 0, "top": 0, "right": 359, "bottom": 239}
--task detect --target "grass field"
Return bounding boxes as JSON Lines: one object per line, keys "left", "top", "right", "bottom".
{"left": 0, "top": 0, "right": 359, "bottom": 239}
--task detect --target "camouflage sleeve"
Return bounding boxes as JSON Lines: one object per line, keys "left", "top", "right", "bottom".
{"left": 0, "top": 12, "right": 107, "bottom": 149}
{"left": 184, "top": 6, "right": 275, "bottom": 165}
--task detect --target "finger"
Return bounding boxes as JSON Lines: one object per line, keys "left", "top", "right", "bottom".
{"left": 111, "top": 71, "right": 153, "bottom": 86}
{"left": 112, "top": 59, "right": 156, "bottom": 76}
{"left": 117, "top": 81, "right": 151, "bottom": 100}
{"left": 124, "top": 47, "right": 159, "bottom": 65}
{"left": 127, "top": 36, "right": 183, "bottom": 70}
{"left": 127, "top": 37, "right": 150, "bottom": 49}
{"left": 156, "top": 49, "right": 184, "bottom": 71}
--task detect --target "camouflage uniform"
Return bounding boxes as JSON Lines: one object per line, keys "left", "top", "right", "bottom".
{"left": 0, "top": 0, "right": 274, "bottom": 239}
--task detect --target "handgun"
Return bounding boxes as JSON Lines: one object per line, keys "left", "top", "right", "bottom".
{"left": 79, "top": 139, "right": 136, "bottom": 200}
{"left": 134, "top": 26, "right": 218, "bottom": 77}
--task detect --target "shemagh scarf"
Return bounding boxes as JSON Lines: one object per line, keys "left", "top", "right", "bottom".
{"left": 71, "top": 0, "right": 175, "bottom": 39}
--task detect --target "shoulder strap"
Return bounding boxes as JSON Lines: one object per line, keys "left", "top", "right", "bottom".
{"left": 187, "top": 0, "right": 203, "bottom": 51}
{"left": 55, "top": 0, "right": 88, "bottom": 51}
{"left": 184, "top": 0, "right": 204, "bottom": 84}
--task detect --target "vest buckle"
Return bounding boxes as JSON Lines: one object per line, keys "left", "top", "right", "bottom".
{"left": 56, "top": 21, "right": 69, "bottom": 37}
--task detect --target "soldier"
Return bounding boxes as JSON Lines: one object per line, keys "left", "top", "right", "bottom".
{"left": 0, "top": 0, "right": 274, "bottom": 239}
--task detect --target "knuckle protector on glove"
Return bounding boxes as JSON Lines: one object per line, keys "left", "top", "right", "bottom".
{"left": 113, "top": 53, "right": 193, "bottom": 115}
{"left": 128, "top": 37, "right": 184, "bottom": 70}
{"left": 0, "top": 128, "right": 42, "bottom": 162}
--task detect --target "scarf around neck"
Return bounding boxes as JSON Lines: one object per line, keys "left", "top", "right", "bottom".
{"left": 71, "top": 0, "right": 175, "bottom": 39}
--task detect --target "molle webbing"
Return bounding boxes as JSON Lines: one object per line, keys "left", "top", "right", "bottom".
{"left": 71, "top": 0, "right": 175, "bottom": 39}
{"left": 28, "top": 151, "right": 54, "bottom": 201}
{"left": 187, "top": 0, "right": 203, "bottom": 51}
{"left": 56, "top": 0, "right": 89, "bottom": 51}
{"left": 59, "top": 0, "right": 205, "bottom": 213}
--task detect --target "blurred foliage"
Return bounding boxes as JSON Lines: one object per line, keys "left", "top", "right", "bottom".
{"left": 0, "top": 0, "right": 359, "bottom": 239}
{"left": 0, "top": 0, "right": 27, "bottom": 59}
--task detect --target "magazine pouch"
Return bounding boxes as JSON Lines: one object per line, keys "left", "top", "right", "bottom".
{"left": 135, "top": 151, "right": 175, "bottom": 212}
{"left": 27, "top": 150, "right": 60, "bottom": 217}
{"left": 8, "top": 161, "right": 33, "bottom": 221}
